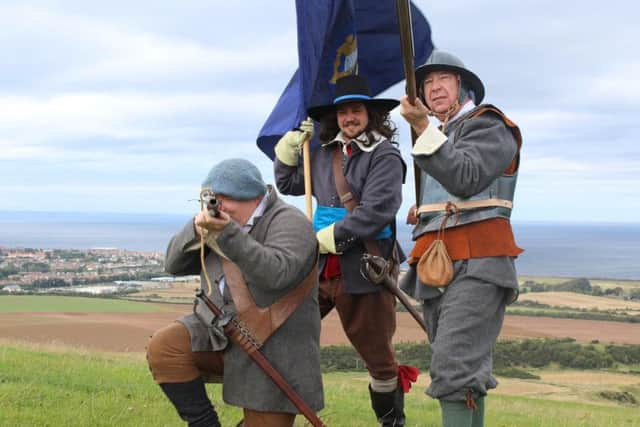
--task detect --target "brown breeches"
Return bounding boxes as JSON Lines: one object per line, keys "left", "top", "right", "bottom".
{"left": 146, "top": 321, "right": 296, "bottom": 427}
{"left": 146, "top": 321, "right": 224, "bottom": 384}
{"left": 319, "top": 276, "right": 399, "bottom": 379}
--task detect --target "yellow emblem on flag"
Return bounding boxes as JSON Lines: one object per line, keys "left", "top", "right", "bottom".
{"left": 330, "top": 34, "right": 358, "bottom": 83}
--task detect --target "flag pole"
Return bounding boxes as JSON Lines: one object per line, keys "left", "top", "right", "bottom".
{"left": 302, "top": 138, "right": 313, "bottom": 220}
{"left": 395, "top": 0, "right": 422, "bottom": 205}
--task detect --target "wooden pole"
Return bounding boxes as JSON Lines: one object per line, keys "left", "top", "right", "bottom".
{"left": 396, "top": 0, "right": 417, "bottom": 104}
{"left": 302, "top": 137, "right": 313, "bottom": 220}
{"left": 395, "top": 0, "right": 422, "bottom": 205}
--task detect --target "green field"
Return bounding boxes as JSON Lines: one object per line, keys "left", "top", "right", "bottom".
{"left": 1, "top": 343, "right": 638, "bottom": 427}
{"left": 0, "top": 295, "right": 169, "bottom": 313}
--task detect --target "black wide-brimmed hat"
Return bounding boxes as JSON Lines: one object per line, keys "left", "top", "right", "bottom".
{"left": 307, "top": 75, "right": 400, "bottom": 121}
{"left": 415, "top": 50, "right": 485, "bottom": 104}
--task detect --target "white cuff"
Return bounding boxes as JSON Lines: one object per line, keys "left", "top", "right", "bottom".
{"left": 412, "top": 124, "right": 448, "bottom": 156}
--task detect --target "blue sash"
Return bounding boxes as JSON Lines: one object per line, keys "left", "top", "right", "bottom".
{"left": 312, "top": 205, "right": 392, "bottom": 240}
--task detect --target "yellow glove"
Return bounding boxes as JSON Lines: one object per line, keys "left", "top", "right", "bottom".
{"left": 316, "top": 223, "right": 338, "bottom": 254}
{"left": 274, "top": 117, "right": 314, "bottom": 166}
{"left": 299, "top": 117, "right": 314, "bottom": 136}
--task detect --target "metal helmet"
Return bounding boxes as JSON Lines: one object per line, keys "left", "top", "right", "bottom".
{"left": 415, "top": 50, "right": 485, "bottom": 104}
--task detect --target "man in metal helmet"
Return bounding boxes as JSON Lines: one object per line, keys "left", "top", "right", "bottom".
{"left": 399, "top": 49, "right": 523, "bottom": 427}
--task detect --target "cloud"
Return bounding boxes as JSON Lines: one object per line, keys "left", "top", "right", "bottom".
{"left": 587, "top": 61, "right": 640, "bottom": 106}
{"left": 0, "top": 91, "right": 278, "bottom": 154}
{"left": 1, "top": 0, "right": 639, "bottom": 222}
{"left": 0, "top": 3, "right": 297, "bottom": 91}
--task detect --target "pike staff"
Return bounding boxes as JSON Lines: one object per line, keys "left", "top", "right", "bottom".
{"left": 395, "top": 0, "right": 422, "bottom": 205}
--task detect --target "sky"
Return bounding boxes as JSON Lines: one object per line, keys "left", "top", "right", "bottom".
{"left": 1, "top": 0, "right": 639, "bottom": 223}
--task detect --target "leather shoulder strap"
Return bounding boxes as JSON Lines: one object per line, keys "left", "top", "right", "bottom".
{"left": 470, "top": 105, "right": 522, "bottom": 175}
{"left": 470, "top": 105, "right": 522, "bottom": 149}
{"left": 331, "top": 148, "right": 382, "bottom": 257}
{"left": 332, "top": 148, "right": 359, "bottom": 212}
{"left": 222, "top": 257, "right": 317, "bottom": 347}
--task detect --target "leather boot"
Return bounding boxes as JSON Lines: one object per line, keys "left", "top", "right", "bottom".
{"left": 369, "top": 386, "right": 406, "bottom": 427}
{"left": 440, "top": 400, "right": 472, "bottom": 427}
{"left": 159, "top": 377, "right": 221, "bottom": 427}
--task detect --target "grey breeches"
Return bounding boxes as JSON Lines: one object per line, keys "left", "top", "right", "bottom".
{"left": 422, "top": 266, "right": 507, "bottom": 401}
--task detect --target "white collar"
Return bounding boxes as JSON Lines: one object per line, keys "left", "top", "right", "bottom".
{"left": 327, "top": 130, "right": 386, "bottom": 153}
{"left": 242, "top": 188, "right": 269, "bottom": 232}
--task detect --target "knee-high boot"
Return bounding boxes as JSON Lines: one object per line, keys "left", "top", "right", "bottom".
{"left": 369, "top": 386, "right": 406, "bottom": 427}
{"left": 159, "top": 377, "right": 221, "bottom": 427}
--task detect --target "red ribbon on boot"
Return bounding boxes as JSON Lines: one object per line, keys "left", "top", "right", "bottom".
{"left": 398, "top": 365, "right": 420, "bottom": 393}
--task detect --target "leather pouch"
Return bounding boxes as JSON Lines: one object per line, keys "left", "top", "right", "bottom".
{"left": 416, "top": 203, "right": 458, "bottom": 287}
{"left": 417, "top": 239, "right": 453, "bottom": 287}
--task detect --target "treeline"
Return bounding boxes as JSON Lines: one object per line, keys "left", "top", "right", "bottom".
{"left": 523, "top": 278, "right": 640, "bottom": 300}
{"left": 0, "top": 264, "right": 20, "bottom": 278}
{"left": 509, "top": 300, "right": 640, "bottom": 323}
{"left": 319, "top": 338, "right": 640, "bottom": 373}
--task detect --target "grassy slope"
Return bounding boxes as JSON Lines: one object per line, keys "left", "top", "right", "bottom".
{"left": 0, "top": 295, "right": 169, "bottom": 313}
{"left": 1, "top": 343, "right": 638, "bottom": 427}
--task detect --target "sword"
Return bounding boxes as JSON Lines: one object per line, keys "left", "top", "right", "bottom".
{"left": 360, "top": 254, "right": 428, "bottom": 334}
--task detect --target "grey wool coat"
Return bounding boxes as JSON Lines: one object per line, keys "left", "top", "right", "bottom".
{"left": 164, "top": 187, "right": 324, "bottom": 413}
{"left": 275, "top": 134, "right": 406, "bottom": 294}
{"left": 401, "top": 104, "right": 521, "bottom": 303}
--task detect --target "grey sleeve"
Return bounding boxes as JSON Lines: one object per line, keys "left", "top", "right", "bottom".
{"left": 334, "top": 151, "right": 404, "bottom": 252}
{"left": 274, "top": 158, "right": 305, "bottom": 196}
{"left": 216, "top": 211, "right": 317, "bottom": 292}
{"left": 164, "top": 219, "right": 204, "bottom": 276}
{"left": 414, "top": 113, "right": 518, "bottom": 198}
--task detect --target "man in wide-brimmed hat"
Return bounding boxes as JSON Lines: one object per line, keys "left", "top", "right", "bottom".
{"left": 147, "top": 158, "right": 323, "bottom": 427}
{"left": 274, "top": 74, "right": 410, "bottom": 426}
{"left": 399, "top": 49, "right": 523, "bottom": 427}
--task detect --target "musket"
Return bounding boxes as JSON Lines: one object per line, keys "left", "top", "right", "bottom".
{"left": 395, "top": 0, "right": 422, "bottom": 205}
{"left": 361, "top": 254, "right": 428, "bottom": 334}
{"left": 195, "top": 290, "right": 326, "bottom": 427}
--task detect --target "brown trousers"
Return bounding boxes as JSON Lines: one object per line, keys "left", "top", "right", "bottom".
{"left": 319, "top": 276, "right": 399, "bottom": 379}
{"left": 146, "top": 322, "right": 295, "bottom": 427}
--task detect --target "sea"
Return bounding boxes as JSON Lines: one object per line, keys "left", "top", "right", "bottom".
{"left": 1, "top": 211, "right": 639, "bottom": 280}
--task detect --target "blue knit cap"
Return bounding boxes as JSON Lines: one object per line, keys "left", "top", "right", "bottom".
{"left": 202, "top": 158, "right": 267, "bottom": 200}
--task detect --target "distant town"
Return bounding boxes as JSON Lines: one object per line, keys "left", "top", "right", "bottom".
{"left": 0, "top": 247, "right": 187, "bottom": 295}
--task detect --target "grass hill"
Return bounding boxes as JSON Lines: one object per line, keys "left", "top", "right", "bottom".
{"left": 1, "top": 341, "right": 639, "bottom": 427}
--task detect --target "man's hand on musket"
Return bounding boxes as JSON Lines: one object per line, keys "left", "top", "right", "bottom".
{"left": 399, "top": 95, "right": 430, "bottom": 135}
{"left": 194, "top": 209, "right": 231, "bottom": 237}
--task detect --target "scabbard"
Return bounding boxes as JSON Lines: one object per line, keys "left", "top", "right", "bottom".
{"left": 379, "top": 274, "right": 428, "bottom": 334}
{"left": 360, "top": 254, "right": 428, "bottom": 334}
{"left": 195, "top": 290, "right": 326, "bottom": 427}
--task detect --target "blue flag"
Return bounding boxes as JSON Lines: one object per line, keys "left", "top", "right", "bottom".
{"left": 257, "top": 0, "right": 433, "bottom": 159}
